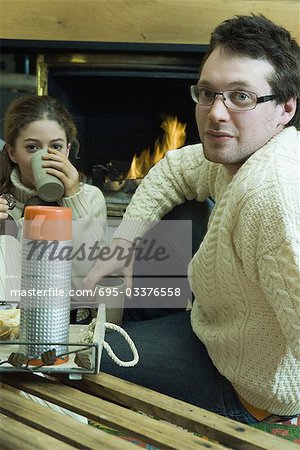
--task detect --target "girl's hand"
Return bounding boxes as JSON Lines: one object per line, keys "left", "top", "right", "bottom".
{"left": 0, "top": 198, "right": 9, "bottom": 220}
{"left": 42, "top": 148, "right": 80, "bottom": 197}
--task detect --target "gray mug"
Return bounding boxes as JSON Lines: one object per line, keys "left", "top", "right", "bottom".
{"left": 95, "top": 277, "right": 125, "bottom": 325}
{"left": 31, "top": 149, "right": 64, "bottom": 202}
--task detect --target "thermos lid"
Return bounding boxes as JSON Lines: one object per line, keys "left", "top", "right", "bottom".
{"left": 23, "top": 206, "right": 72, "bottom": 240}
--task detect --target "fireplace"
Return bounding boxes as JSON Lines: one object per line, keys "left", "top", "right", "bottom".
{"left": 38, "top": 49, "right": 204, "bottom": 173}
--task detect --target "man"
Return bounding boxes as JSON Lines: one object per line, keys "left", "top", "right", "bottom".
{"left": 85, "top": 15, "right": 300, "bottom": 424}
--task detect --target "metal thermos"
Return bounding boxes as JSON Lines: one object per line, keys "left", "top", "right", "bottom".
{"left": 19, "top": 206, "right": 72, "bottom": 361}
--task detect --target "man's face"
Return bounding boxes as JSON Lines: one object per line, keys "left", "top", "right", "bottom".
{"left": 196, "top": 47, "right": 287, "bottom": 172}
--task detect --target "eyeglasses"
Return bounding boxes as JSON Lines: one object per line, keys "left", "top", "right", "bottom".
{"left": 190, "top": 85, "right": 277, "bottom": 111}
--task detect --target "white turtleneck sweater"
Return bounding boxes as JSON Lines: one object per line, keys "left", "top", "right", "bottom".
{"left": 0, "top": 168, "right": 107, "bottom": 305}
{"left": 114, "top": 127, "right": 300, "bottom": 416}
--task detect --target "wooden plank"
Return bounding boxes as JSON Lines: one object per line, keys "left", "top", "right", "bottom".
{"left": 0, "top": 373, "right": 229, "bottom": 450}
{"left": 0, "top": 0, "right": 299, "bottom": 44}
{"left": 0, "top": 413, "right": 74, "bottom": 450}
{"left": 0, "top": 387, "right": 136, "bottom": 450}
{"left": 60, "top": 372, "right": 300, "bottom": 450}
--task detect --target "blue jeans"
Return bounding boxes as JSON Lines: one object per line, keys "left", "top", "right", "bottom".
{"left": 101, "top": 311, "right": 259, "bottom": 424}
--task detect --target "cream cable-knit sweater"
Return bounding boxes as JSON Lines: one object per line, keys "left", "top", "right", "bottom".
{"left": 0, "top": 168, "right": 108, "bottom": 304}
{"left": 114, "top": 126, "right": 300, "bottom": 415}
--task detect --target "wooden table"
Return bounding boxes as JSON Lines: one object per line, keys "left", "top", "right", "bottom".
{"left": 0, "top": 371, "right": 297, "bottom": 450}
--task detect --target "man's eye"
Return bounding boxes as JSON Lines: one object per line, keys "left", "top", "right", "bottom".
{"left": 202, "top": 89, "right": 214, "bottom": 98}
{"left": 198, "top": 89, "right": 214, "bottom": 101}
{"left": 232, "top": 91, "right": 251, "bottom": 101}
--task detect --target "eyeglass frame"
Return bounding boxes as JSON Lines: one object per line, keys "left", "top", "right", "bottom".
{"left": 190, "top": 85, "right": 278, "bottom": 111}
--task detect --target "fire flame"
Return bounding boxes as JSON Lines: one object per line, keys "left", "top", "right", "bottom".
{"left": 126, "top": 116, "right": 186, "bottom": 179}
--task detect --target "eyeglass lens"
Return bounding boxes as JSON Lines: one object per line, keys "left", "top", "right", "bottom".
{"left": 191, "top": 86, "right": 257, "bottom": 110}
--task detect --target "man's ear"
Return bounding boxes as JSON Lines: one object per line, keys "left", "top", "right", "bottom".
{"left": 6, "top": 144, "right": 18, "bottom": 164}
{"left": 278, "top": 97, "right": 297, "bottom": 126}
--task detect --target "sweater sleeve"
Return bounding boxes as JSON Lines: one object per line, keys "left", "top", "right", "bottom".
{"left": 114, "top": 144, "right": 212, "bottom": 241}
{"left": 60, "top": 183, "right": 106, "bottom": 222}
{"left": 59, "top": 183, "right": 108, "bottom": 242}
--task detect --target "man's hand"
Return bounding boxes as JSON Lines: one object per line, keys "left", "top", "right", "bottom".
{"left": 83, "top": 238, "right": 136, "bottom": 293}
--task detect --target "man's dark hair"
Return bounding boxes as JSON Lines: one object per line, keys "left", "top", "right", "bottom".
{"left": 201, "top": 14, "right": 300, "bottom": 129}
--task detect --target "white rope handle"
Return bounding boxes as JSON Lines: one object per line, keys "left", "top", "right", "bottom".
{"left": 102, "top": 322, "right": 139, "bottom": 367}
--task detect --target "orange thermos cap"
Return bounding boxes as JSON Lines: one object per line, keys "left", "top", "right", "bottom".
{"left": 23, "top": 206, "right": 72, "bottom": 241}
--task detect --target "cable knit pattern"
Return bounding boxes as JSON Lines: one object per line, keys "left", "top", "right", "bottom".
{"left": 115, "top": 146, "right": 213, "bottom": 241}
{"left": 115, "top": 127, "right": 300, "bottom": 415}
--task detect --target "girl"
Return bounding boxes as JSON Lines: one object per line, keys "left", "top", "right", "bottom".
{"left": 0, "top": 94, "right": 107, "bottom": 319}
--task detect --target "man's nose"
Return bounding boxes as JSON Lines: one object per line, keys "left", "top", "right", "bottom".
{"left": 207, "top": 95, "right": 230, "bottom": 122}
